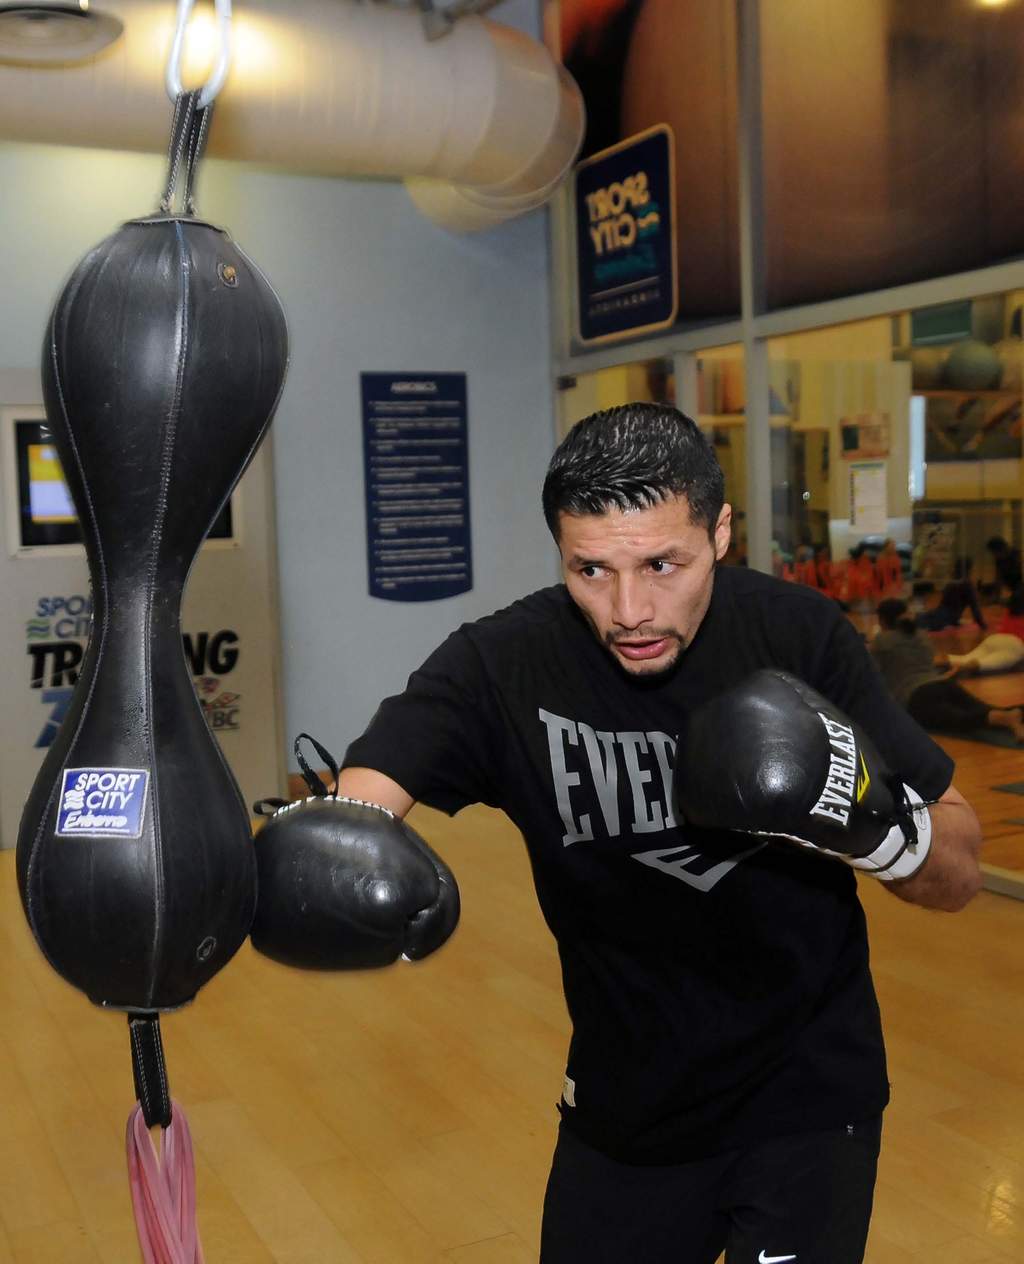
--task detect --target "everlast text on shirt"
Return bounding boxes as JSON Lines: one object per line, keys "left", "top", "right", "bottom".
{"left": 539, "top": 708, "right": 677, "bottom": 845}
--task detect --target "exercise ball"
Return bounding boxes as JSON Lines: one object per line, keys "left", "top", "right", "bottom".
{"left": 944, "top": 339, "right": 1002, "bottom": 391}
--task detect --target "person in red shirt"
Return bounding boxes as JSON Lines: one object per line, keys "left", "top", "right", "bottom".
{"left": 875, "top": 539, "right": 904, "bottom": 598}
{"left": 845, "top": 546, "right": 878, "bottom": 607}
{"left": 793, "top": 544, "right": 818, "bottom": 588}
{"left": 814, "top": 545, "right": 843, "bottom": 600}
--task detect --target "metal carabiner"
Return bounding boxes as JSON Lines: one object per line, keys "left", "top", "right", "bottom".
{"left": 165, "top": 0, "right": 233, "bottom": 110}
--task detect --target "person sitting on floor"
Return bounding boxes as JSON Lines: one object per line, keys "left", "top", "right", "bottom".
{"left": 915, "top": 557, "right": 987, "bottom": 632}
{"left": 872, "top": 599, "right": 1023, "bottom": 743}
{"left": 947, "top": 586, "right": 1024, "bottom": 676}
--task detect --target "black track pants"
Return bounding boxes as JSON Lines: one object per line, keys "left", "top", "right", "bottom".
{"left": 540, "top": 1116, "right": 882, "bottom": 1264}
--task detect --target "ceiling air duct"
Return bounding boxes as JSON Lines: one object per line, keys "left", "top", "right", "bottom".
{"left": 0, "top": 0, "right": 584, "bottom": 232}
{"left": 0, "top": 1, "right": 123, "bottom": 65}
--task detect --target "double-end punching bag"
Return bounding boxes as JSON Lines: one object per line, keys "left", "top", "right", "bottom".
{"left": 16, "top": 90, "right": 287, "bottom": 1250}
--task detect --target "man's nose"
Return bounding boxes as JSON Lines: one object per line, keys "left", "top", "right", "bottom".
{"left": 611, "top": 575, "right": 654, "bottom": 630}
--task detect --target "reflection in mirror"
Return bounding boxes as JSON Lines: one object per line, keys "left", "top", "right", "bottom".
{"left": 765, "top": 300, "right": 1023, "bottom": 885}
{"left": 696, "top": 346, "right": 747, "bottom": 567}
{"left": 556, "top": 357, "right": 675, "bottom": 440}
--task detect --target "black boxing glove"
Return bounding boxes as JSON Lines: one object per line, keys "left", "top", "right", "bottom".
{"left": 674, "top": 670, "right": 934, "bottom": 882}
{"left": 251, "top": 793, "right": 460, "bottom": 968}
{"left": 251, "top": 735, "right": 459, "bottom": 969}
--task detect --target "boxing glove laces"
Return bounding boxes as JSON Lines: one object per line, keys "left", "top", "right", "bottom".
{"left": 674, "top": 670, "right": 935, "bottom": 882}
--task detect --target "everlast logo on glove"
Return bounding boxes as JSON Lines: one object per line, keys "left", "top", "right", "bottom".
{"left": 809, "top": 714, "right": 870, "bottom": 828}
{"left": 676, "top": 670, "right": 934, "bottom": 884}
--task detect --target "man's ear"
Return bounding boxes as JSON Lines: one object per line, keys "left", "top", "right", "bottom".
{"left": 714, "top": 504, "right": 732, "bottom": 562}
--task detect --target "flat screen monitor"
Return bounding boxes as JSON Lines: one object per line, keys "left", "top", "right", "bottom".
{"left": 14, "top": 419, "right": 233, "bottom": 549}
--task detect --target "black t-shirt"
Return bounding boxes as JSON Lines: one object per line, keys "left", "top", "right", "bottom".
{"left": 344, "top": 567, "right": 954, "bottom": 1164}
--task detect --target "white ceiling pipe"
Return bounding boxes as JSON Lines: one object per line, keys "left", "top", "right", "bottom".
{"left": 0, "top": 0, "right": 584, "bottom": 231}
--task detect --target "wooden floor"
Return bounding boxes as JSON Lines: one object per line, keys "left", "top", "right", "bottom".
{"left": 2, "top": 793, "right": 1024, "bottom": 1263}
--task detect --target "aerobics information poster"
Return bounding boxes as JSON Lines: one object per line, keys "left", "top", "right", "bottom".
{"left": 360, "top": 372, "right": 473, "bottom": 602}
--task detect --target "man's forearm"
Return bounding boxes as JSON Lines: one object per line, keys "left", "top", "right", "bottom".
{"left": 335, "top": 766, "right": 415, "bottom": 819}
{"left": 887, "top": 795, "right": 982, "bottom": 912}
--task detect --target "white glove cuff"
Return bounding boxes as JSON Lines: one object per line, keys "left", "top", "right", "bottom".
{"left": 849, "top": 784, "right": 932, "bottom": 882}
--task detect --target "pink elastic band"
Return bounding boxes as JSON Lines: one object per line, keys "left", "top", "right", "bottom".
{"left": 126, "top": 1100, "right": 205, "bottom": 1264}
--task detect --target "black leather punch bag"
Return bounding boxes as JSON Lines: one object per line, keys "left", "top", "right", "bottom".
{"left": 16, "top": 93, "right": 288, "bottom": 1128}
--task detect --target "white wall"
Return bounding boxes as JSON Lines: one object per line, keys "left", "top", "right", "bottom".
{"left": 0, "top": 2, "right": 559, "bottom": 781}
{"left": 217, "top": 161, "right": 558, "bottom": 765}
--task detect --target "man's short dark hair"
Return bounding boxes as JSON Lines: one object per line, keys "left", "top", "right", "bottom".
{"left": 542, "top": 403, "right": 725, "bottom": 540}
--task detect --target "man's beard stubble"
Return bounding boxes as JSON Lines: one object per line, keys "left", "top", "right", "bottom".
{"left": 574, "top": 605, "right": 686, "bottom": 683}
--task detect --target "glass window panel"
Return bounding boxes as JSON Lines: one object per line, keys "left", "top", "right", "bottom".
{"left": 697, "top": 346, "right": 747, "bottom": 566}
{"left": 561, "top": 0, "right": 740, "bottom": 326}
{"left": 760, "top": 0, "right": 1024, "bottom": 310}
{"left": 901, "top": 293, "right": 1023, "bottom": 606}
{"left": 556, "top": 357, "right": 675, "bottom": 440}
{"left": 768, "top": 319, "right": 919, "bottom": 624}
{"left": 767, "top": 299, "right": 1022, "bottom": 628}
{"left": 769, "top": 303, "right": 1024, "bottom": 886}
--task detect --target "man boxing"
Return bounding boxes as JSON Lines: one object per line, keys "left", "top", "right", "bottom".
{"left": 330, "top": 404, "right": 981, "bottom": 1263}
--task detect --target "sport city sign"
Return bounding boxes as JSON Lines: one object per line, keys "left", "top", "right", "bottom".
{"left": 574, "top": 125, "right": 677, "bottom": 346}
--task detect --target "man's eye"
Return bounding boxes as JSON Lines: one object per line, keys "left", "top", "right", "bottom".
{"left": 650, "top": 560, "right": 675, "bottom": 575}
{"left": 581, "top": 565, "right": 602, "bottom": 578}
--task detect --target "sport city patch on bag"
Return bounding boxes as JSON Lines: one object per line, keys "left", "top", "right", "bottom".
{"left": 56, "top": 768, "right": 150, "bottom": 838}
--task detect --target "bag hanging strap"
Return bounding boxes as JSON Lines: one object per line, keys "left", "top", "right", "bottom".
{"left": 158, "top": 90, "right": 215, "bottom": 217}
{"left": 128, "top": 1013, "right": 172, "bottom": 1129}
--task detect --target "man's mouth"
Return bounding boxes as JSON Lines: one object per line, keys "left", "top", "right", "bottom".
{"left": 612, "top": 637, "right": 672, "bottom": 661}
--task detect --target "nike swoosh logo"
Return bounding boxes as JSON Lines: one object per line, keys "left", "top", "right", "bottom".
{"left": 759, "top": 1254, "right": 797, "bottom": 1263}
